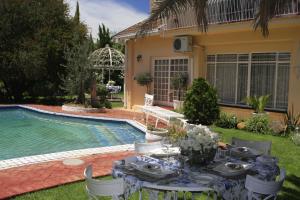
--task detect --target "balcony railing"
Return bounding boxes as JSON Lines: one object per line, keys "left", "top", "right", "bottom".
{"left": 163, "top": 0, "right": 300, "bottom": 30}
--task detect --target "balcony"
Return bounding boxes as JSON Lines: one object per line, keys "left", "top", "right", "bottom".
{"left": 163, "top": 0, "right": 300, "bottom": 30}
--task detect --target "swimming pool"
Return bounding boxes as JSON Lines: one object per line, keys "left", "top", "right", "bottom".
{"left": 0, "top": 106, "right": 145, "bottom": 160}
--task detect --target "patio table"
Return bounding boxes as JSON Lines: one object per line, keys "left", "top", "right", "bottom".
{"left": 112, "top": 155, "right": 279, "bottom": 200}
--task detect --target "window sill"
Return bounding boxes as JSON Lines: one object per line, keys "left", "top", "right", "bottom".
{"left": 218, "top": 103, "right": 287, "bottom": 113}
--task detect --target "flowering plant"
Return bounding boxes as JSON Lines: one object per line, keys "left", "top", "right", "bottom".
{"left": 179, "top": 124, "right": 219, "bottom": 165}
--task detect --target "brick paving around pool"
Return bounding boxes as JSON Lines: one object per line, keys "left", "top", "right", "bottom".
{"left": 0, "top": 105, "right": 167, "bottom": 199}
{"left": 0, "top": 151, "right": 135, "bottom": 199}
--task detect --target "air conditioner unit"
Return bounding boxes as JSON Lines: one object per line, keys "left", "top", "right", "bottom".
{"left": 173, "top": 36, "right": 192, "bottom": 52}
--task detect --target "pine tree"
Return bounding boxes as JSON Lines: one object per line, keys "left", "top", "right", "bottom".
{"left": 74, "top": 1, "right": 80, "bottom": 25}
{"left": 88, "top": 33, "right": 94, "bottom": 52}
{"left": 96, "top": 23, "right": 112, "bottom": 48}
{"left": 62, "top": 40, "right": 92, "bottom": 104}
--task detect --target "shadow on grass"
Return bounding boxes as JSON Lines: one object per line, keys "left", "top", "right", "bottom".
{"left": 278, "top": 174, "right": 300, "bottom": 200}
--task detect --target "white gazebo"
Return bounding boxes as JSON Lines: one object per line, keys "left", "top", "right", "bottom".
{"left": 89, "top": 45, "right": 125, "bottom": 82}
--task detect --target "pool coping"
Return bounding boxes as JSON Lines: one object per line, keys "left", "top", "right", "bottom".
{"left": 0, "top": 105, "right": 146, "bottom": 170}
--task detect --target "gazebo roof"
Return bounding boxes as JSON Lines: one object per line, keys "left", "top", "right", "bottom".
{"left": 89, "top": 45, "right": 125, "bottom": 70}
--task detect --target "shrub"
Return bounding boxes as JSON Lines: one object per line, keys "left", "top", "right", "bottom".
{"left": 284, "top": 105, "right": 300, "bottom": 134}
{"left": 245, "top": 114, "right": 270, "bottom": 134}
{"left": 183, "top": 78, "right": 219, "bottom": 125}
{"left": 215, "top": 112, "right": 238, "bottom": 129}
{"left": 89, "top": 84, "right": 111, "bottom": 109}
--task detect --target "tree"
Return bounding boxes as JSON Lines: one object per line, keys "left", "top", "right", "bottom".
{"left": 144, "top": 0, "right": 290, "bottom": 37}
{"left": 74, "top": 1, "right": 80, "bottom": 24}
{"left": 0, "top": 0, "right": 88, "bottom": 102}
{"left": 62, "top": 40, "right": 92, "bottom": 104}
{"left": 72, "top": 1, "right": 88, "bottom": 44}
{"left": 88, "top": 33, "right": 95, "bottom": 52}
{"left": 96, "top": 23, "right": 112, "bottom": 48}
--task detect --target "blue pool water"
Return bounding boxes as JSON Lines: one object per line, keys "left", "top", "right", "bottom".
{"left": 0, "top": 107, "right": 145, "bottom": 160}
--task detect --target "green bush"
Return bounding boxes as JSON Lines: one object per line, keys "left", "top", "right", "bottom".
{"left": 215, "top": 112, "right": 238, "bottom": 129}
{"left": 245, "top": 114, "right": 270, "bottom": 134}
{"left": 183, "top": 78, "right": 219, "bottom": 125}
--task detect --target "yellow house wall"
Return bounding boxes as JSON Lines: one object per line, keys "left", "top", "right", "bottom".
{"left": 124, "top": 22, "right": 300, "bottom": 120}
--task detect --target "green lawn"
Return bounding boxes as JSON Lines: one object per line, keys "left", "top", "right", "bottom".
{"left": 12, "top": 128, "right": 300, "bottom": 200}
{"left": 111, "top": 101, "right": 124, "bottom": 108}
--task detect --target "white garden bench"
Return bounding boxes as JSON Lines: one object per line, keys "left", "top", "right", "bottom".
{"left": 142, "top": 94, "right": 184, "bottom": 127}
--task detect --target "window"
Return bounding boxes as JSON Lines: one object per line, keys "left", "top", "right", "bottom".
{"left": 207, "top": 52, "right": 290, "bottom": 110}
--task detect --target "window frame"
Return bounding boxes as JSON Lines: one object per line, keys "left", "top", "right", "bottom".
{"left": 206, "top": 52, "right": 290, "bottom": 111}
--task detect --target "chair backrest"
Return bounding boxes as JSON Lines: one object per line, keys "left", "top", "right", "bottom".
{"left": 231, "top": 137, "right": 272, "bottom": 155}
{"left": 144, "top": 94, "right": 154, "bottom": 106}
{"left": 134, "top": 141, "right": 162, "bottom": 154}
{"left": 245, "top": 168, "right": 286, "bottom": 198}
{"left": 84, "top": 165, "right": 124, "bottom": 197}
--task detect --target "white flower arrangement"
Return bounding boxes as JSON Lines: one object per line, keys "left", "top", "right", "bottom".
{"left": 180, "top": 125, "right": 219, "bottom": 152}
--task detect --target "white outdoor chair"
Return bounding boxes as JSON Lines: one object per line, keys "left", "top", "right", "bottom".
{"left": 84, "top": 165, "right": 125, "bottom": 200}
{"left": 142, "top": 182, "right": 217, "bottom": 200}
{"left": 245, "top": 168, "right": 286, "bottom": 200}
{"left": 134, "top": 141, "right": 163, "bottom": 155}
{"left": 144, "top": 93, "right": 154, "bottom": 106}
{"left": 231, "top": 137, "right": 272, "bottom": 155}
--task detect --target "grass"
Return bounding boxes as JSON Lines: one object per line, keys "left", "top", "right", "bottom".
{"left": 12, "top": 128, "right": 300, "bottom": 200}
{"left": 111, "top": 101, "right": 124, "bottom": 108}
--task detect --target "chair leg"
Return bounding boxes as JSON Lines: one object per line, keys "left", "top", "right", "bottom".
{"left": 138, "top": 189, "right": 142, "bottom": 200}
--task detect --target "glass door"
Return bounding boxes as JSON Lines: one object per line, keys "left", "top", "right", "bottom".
{"left": 153, "top": 58, "right": 189, "bottom": 106}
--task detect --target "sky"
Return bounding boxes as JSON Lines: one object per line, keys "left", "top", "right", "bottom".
{"left": 66, "top": 0, "right": 149, "bottom": 38}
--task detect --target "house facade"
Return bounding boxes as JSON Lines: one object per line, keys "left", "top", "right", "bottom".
{"left": 114, "top": 0, "right": 300, "bottom": 120}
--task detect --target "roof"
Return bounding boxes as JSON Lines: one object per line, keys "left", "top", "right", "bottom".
{"left": 113, "top": 20, "right": 161, "bottom": 40}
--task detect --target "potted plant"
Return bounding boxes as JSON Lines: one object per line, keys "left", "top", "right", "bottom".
{"left": 171, "top": 72, "right": 188, "bottom": 110}
{"left": 244, "top": 95, "right": 270, "bottom": 115}
{"left": 135, "top": 72, "right": 153, "bottom": 94}
{"left": 145, "top": 124, "right": 168, "bottom": 142}
{"left": 179, "top": 124, "right": 219, "bottom": 165}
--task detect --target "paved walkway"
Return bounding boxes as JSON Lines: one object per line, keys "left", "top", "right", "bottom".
{"left": 0, "top": 105, "right": 165, "bottom": 199}
{"left": 0, "top": 151, "right": 135, "bottom": 199}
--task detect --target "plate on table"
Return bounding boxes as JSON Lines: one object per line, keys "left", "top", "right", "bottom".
{"left": 231, "top": 146, "right": 262, "bottom": 158}
{"left": 213, "top": 162, "right": 253, "bottom": 177}
{"left": 129, "top": 161, "right": 176, "bottom": 179}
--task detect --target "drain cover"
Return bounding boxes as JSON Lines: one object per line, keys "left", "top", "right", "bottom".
{"left": 62, "top": 158, "right": 84, "bottom": 166}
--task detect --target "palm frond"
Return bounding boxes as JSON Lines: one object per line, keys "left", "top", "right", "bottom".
{"left": 193, "top": 0, "right": 208, "bottom": 32}
{"left": 138, "top": 0, "right": 197, "bottom": 35}
{"left": 254, "top": 0, "right": 290, "bottom": 37}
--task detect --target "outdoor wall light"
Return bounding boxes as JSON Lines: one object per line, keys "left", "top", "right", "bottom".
{"left": 136, "top": 54, "right": 142, "bottom": 62}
